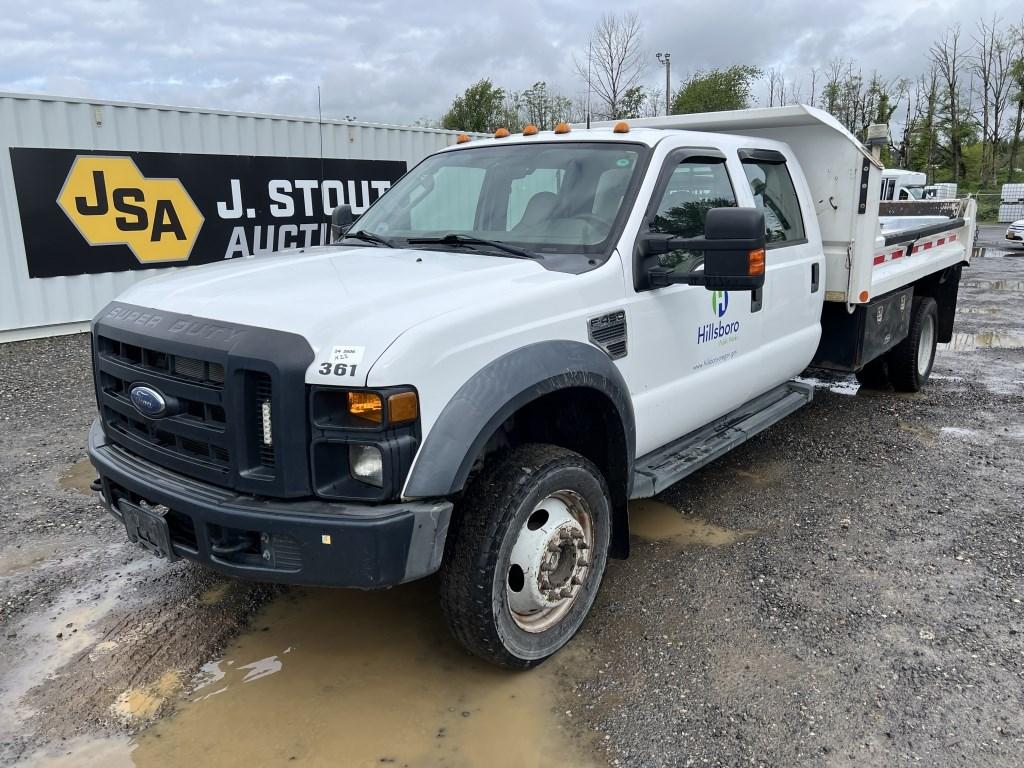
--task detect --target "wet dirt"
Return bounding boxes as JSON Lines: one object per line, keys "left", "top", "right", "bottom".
{"left": 628, "top": 499, "right": 757, "bottom": 547}
{"left": 940, "top": 331, "right": 1024, "bottom": 351}
{"left": 35, "top": 580, "right": 599, "bottom": 768}
{"left": 57, "top": 458, "right": 95, "bottom": 496}
{"left": 960, "top": 278, "right": 1024, "bottom": 291}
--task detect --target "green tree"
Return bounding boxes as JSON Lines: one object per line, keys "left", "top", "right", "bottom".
{"left": 441, "top": 79, "right": 506, "bottom": 133}
{"left": 671, "top": 65, "right": 763, "bottom": 114}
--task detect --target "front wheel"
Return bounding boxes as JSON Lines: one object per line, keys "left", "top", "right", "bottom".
{"left": 439, "top": 444, "right": 611, "bottom": 669}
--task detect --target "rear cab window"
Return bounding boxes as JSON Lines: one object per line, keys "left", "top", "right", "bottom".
{"left": 739, "top": 149, "right": 805, "bottom": 246}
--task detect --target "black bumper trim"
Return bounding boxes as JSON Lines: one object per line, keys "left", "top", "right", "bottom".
{"left": 87, "top": 420, "right": 452, "bottom": 588}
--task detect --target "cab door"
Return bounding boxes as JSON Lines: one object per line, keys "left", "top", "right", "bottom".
{"left": 622, "top": 148, "right": 763, "bottom": 458}
{"left": 737, "top": 148, "right": 823, "bottom": 381}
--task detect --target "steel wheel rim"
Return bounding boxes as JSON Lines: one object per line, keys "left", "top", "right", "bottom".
{"left": 917, "top": 314, "right": 935, "bottom": 377}
{"left": 505, "top": 490, "right": 594, "bottom": 633}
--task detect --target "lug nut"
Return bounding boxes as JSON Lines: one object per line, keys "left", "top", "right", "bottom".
{"left": 261, "top": 549, "right": 272, "bottom": 561}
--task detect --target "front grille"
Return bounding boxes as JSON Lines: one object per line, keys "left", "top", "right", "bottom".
{"left": 92, "top": 303, "right": 315, "bottom": 498}
{"left": 96, "top": 335, "right": 235, "bottom": 484}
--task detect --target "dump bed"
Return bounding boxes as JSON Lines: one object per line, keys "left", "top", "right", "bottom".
{"left": 597, "top": 105, "right": 976, "bottom": 305}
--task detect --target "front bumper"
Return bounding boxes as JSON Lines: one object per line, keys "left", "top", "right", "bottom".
{"left": 87, "top": 419, "right": 452, "bottom": 588}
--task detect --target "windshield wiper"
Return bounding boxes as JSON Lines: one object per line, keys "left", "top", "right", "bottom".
{"left": 406, "top": 234, "right": 542, "bottom": 260}
{"left": 343, "top": 229, "right": 396, "bottom": 248}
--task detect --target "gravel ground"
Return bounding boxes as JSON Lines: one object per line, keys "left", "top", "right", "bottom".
{"left": 0, "top": 228, "right": 1021, "bottom": 766}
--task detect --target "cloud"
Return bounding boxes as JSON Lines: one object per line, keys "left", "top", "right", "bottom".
{"left": 0, "top": 0, "right": 1019, "bottom": 124}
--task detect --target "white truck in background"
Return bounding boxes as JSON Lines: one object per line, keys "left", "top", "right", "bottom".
{"left": 87, "top": 105, "right": 976, "bottom": 668}
{"left": 881, "top": 168, "right": 927, "bottom": 200}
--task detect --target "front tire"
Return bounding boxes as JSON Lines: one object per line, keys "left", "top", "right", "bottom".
{"left": 439, "top": 444, "right": 611, "bottom": 669}
{"left": 887, "top": 297, "right": 938, "bottom": 392}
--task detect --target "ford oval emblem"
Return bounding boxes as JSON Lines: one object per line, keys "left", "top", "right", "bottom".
{"left": 129, "top": 384, "right": 167, "bottom": 417}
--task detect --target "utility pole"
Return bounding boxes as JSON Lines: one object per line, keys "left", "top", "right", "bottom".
{"left": 656, "top": 52, "right": 672, "bottom": 115}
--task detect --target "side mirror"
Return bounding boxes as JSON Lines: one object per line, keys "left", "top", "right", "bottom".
{"left": 642, "top": 207, "right": 766, "bottom": 291}
{"left": 330, "top": 205, "right": 356, "bottom": 242}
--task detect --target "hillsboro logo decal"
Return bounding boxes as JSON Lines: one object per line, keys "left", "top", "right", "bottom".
{"left": 697, "top": 289, "right": 741, "bottom": 344}
{"left": 711, "top": 290, "right": 729, "bottom": 318}
{"left": 57, "top": 156, "right": 204, "bottom": 264}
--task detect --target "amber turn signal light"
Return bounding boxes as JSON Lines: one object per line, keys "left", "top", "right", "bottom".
{"left": 388, "top": 391, "right": 419, "bottom": 424}
{"left": 748, "top": 248, "right": 766, "bottom": 276}
{"left": 347, "top": 392, "right": 383, "bottom": 424}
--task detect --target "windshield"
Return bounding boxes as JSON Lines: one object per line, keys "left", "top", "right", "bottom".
{"left": 347, "top": 142, "right": 647, "bottom": 258}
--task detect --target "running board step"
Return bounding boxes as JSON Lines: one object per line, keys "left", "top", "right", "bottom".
{"left": 630, "top": 380, "right": 814, "bottom": 499}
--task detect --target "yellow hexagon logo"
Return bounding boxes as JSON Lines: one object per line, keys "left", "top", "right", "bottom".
{"left": 57, "top": 156, "right": 204, "bottom": 264}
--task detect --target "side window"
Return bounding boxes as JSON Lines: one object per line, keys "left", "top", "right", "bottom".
{"left": 649, "top": 159, "right": 736, "bottom": 272}
{"left": 741, "top": 159, "right": 805, "bottom": 245}
{"left": 410, "top": 166, "right": 486, "bottom": 231}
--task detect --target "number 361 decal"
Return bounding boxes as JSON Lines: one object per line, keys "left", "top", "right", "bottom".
{"left": 319, "top": 362, "right": 358, "bottom": 377}
{"left": 318, "top": 345, "right": 366, "bottom": 378}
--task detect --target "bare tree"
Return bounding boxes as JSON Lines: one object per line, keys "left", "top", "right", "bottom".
{"left": 972, "top": 16, "right": 1022, "bottom": 185}
{"left": 574, "top": 12, "right": 646, "bottom": 120}
{"left": 930, "top": 26, "right": 968, "bottom": 182}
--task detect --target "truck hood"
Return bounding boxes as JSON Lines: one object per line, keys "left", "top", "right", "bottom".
{"left": 113, "top": 245, "right": 553, "bottom": 381}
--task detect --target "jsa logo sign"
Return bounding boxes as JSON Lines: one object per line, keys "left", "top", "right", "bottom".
{"left": 57, "top": 156, "right": 204, "bottom": 264}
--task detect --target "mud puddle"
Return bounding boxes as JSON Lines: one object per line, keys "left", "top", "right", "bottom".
{"left": 940, "top": 331, "right": 1024, "bottom": 351}
{"left": 0, "top": 557, "right": 157, "bottom": 739}
{"left": 23, "top": 580, "right": 598, "bottom": 768}
{"left": 961, "top": 279, "right": 1024, "bottom": 291}
{"left": 57, "top": 457, "right": 96, "bottom": 496}
{"left": 0, "top": 541, "right": 58, "bottom": 577}
{"left": 629, "top": 499, "right": 757, "bottom": 546}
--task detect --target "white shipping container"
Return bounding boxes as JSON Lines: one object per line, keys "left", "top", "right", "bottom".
{"left": 0, "top": 92, "right": 476, "bottom": 341}
{"left": 1000, "top": 183, "right": 1024, "bottom": 223}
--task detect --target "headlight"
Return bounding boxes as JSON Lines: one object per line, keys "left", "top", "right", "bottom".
{"left": 309, "top": 386, "right": 421, "bottom": 501}
{"left": 349, "top": 444, "right": 383, "bottom": 487}
{"left": 312, "top": 388, "right": 418, "bottom": 429}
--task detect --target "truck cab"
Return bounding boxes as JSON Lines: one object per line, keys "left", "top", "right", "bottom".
{"left": 87, "top": 106, "right": 974, "bottom": 668}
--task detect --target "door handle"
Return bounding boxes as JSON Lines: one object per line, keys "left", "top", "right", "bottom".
{"left": 811, "top": 263, "right": 820, "bottom": 293}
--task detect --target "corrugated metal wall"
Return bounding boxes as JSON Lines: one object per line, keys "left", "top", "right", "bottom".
{"left": 0, "top": 92, "right": 471, "bottom": 340}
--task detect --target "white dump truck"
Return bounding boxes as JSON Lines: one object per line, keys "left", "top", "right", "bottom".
{"left": 87, "top": 105, "right": 977, "bottom": 668}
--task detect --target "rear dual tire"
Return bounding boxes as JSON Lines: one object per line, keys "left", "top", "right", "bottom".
{"left": 439, "top": 444, "right": 611, "bottom": 669}
{"left": 887, "top": 297, "right": 938, "bottom": 392}
{"left": 854, "top": 297, "right": 938, "bottom": 393}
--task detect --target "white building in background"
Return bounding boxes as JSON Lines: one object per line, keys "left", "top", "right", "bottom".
{"left": 0, "top": 92, "right": 474, "bottom": 342}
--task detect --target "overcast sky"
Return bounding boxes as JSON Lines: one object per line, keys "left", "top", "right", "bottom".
{"left": 0, "top": 0, "right": 1020, "bottom": 125}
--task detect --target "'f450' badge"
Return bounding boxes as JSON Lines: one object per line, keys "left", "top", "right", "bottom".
{"left": 57, "top": 156, "right": 204, "bottom": 264}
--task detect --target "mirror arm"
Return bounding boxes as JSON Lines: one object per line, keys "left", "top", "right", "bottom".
{"left": 647, "top": 266, "right": 707, "bottom": 289}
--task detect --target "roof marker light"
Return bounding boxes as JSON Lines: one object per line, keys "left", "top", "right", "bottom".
{"left": 523, "top": 124, "right": 539, "bottom": 135}
{"left": 494, "top": 128, "right": 510, "bottom": 138}
{"left": 456, "top": 133, "right": 471, "bottom": 144}
{"left": 554, "top": 122, "right": 571, "bottom": 134}
{"left": 613, "top": 121, "right": 630, "bottom": 133}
